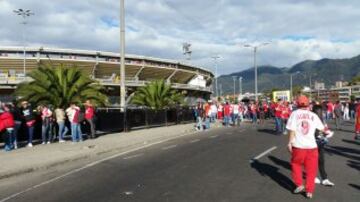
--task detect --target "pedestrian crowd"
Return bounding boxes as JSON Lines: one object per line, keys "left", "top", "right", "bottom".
{"left": 193, "top": 96, "right": 360, "bottom": 199}
{"left": 193, "top": 99, "right": 293, "bottom": 131}
{"left": 0, "top": 100, "right": 97, "bottom": 151}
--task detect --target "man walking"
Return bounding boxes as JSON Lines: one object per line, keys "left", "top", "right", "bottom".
{"left": 84, "top": 100, "right": 96, "bottom": 139}
{"left": 333, "top": 101, "right": 342, "bottom": 130}
{"left": 286, "top": 95, "right": 332, "bottom": 199}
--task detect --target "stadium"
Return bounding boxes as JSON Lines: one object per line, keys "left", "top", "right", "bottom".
{"left": 0, "top": 46, "right": 214, "bottom": 105}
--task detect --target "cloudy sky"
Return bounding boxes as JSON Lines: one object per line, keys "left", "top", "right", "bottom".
{"left": 1, "top": 0, "right": 360, "bottom": 75}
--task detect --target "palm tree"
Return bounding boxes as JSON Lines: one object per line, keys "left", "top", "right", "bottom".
{"left": 131, "top": 80, "right": 183, "bottom": 110}
{"left": 15, "top": 64, "right": 108, "bottom": 108}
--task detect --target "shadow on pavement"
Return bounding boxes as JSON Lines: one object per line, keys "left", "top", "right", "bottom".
{"left": 348, "top": 183, "right": 360, "bottom": 191}
{"left": 268, "top": 156, "right": 291, "bottom": 171}
{"left": 324, "top": 146, "right": 360, "bottom": 161}
{"left": 257, "top": 128, "right": 280, "bottom": 136}
{"left": 335, "top": 128, "right": 355, "bottom": 134}
{"left": 250, "top": 160, "right": 294, "bottom": 192}
{"left": 347, "top": 160, "right": 360, "bottom": 171}
{"left": 342, "top": 139, "right": 360, "bottom": 146}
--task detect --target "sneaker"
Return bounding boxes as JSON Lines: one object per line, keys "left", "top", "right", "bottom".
{"left": 14, "top": 144, "right": 18, "bottom": 149}
{"left": 306, "top": 192, "right": 313, "bottom": 199}
{"left": 322, "top": 179, "right": 334, "bottom": 186}
{"left": 41, "top": 142, "right": 46, "bottom": 145}
{"left": 27, "top": 143, "right": 33, "bottom": 148}
{"left": 59, "top": 140, "right": 66, "bottom": 143}
{"left": 315, "top": 177, "right": 321, "bottom": 184}
{"left": 293, "top": 185, "right": 305, "bottom": 194}
{"left": 46, "top": 141, "right": 51, "bottom": 144}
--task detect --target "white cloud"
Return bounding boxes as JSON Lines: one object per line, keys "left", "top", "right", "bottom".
{"left": 1, "top": 0, "right": 360, "bottom": 75}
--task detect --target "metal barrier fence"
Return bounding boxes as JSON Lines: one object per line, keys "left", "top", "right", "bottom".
{"left": 1, "top": 107, "right": 196, "bottom": 144}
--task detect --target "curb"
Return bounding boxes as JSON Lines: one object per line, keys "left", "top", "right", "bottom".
{"left": 0, "top": 127, "right": 200, "bottom": 180}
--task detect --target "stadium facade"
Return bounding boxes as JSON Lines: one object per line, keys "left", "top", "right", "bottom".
{"left": 0, "top": 46, "right": 214, "bottom": 106}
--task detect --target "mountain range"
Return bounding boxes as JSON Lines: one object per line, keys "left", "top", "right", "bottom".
{"left": 217, "top": 54, "right": 360, "bottom": 95}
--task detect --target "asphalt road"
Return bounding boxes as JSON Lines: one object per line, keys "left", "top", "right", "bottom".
{"left": 0, "top": 120, "right": 359, "bottom": 202}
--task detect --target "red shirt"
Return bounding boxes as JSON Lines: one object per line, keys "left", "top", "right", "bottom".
{"left": 0, "top": 112, "right": 15, "bottom": 132}
{"left": 281, "top": 106, "right": 291, "bottom": 119}
{"left": 85, "top": 106, "right": 95, "bottom": 120}
{"left": 275, "top": 103, "right": 282, "bottom": 118}
{"left": 263, "top": 103, "right": 268, "bottom": 112}
{"left": 224, "top": 105, "right": 230, "bottom": 116}
{"left": 327, "top": 102, "right": 334, "bottom": 112}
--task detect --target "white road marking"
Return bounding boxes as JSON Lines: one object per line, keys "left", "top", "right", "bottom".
{"left": 250, "top": 146, "right": 277, "bottom": 163}
{"left": 189, "top": 139, "right": 200, "bottom": 143}
{"left": 162, "top": 145, "right": 177, "bottom": 150}
{"left": 0, "top": 131, "right": 198, "bottom": 202}
{"left": 209, "top": 135, "right": 218, "bottom": 138}
{"left": 123, "top": 153, "right": 144, "bottom": 160}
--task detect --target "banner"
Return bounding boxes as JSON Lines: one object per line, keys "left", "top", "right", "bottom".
{"left": 273, "top": 90, "right": 291, "bottom": 102}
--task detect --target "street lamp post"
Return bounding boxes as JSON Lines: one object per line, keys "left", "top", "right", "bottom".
{"left": 13, "top": 9, "right": 34, "bottom": 78}
{"left": 244, "top": 42, "right": 270, "bottom": 101}
{"left": 232, "top": 76, "right": 237, "bottom": 101}
{"left": 290, "top": 73, "right": 294, "bottom": 100}
{"left": 239, "top": 76, "right": 243, "bottom": 96}
{"left": 211, "top": 55, "right": 220, "bottom": 98}
{"left": 120, "top": 0, "right": 126, "bottom": 111}
{"left": 219, "top": 84, "right": 222, "bottom": 97}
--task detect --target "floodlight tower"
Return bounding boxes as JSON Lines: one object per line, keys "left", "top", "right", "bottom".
{"left": 182, "top": 42, "right": 192, "bottom": 60}
{"left": 211, "top": 55, "right": 220, "bottom": 98}
{"left": 13, "top": 9, "right": 34, "bottom": 77}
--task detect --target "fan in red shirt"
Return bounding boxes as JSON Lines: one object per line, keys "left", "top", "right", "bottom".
{"left": 274, "top": 100, "right": 284, "bottom": 134}
{"left": 85, "top": 100, "right": 96, "bottom": 139}
{"left": 281, "top": 102, "right": 291, "bottom": 134}
{"left": 224, "top": 102, "right": 231, "bottom": 127}
{"left": 0, "top": 104, "right": 15, "bottom": 151}
{"left": 217, "top": 103, "right": 223, "bottom": 120}
{"left": 326, "top": 102, "right": 334, "bottom": 120}
{"left": 355, "top": 104, "right": 360, "bottom": 140}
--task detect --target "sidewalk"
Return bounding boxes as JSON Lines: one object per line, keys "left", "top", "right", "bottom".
{"left": 0, "top": 123, "right": 204, "bottom": 180}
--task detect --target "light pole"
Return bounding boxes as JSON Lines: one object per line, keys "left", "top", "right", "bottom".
{"left": 13, "top": 9, "right": 34, "bottom": 78}
{"left": 120, "top": 0, "right": 126, "bottom": 111}
{"left": 239, "top": 76, "right": 243, "bottom": 96}
{"left": 211, "top": 55, "right": 220, "bottom": 98}
{"left": 232, "top": 76, "right": 237, "bottom": 101}
{"left": 219, "top": 84, "right": 223, "bottom": 97}
{"left": 244, "top": 42, "right": 270, "bottom": 101}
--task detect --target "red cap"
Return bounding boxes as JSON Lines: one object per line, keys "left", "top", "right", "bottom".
{"left": 297, "top": 95, "right": 309, "bottom": 107}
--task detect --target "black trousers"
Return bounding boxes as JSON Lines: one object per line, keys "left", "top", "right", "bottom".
{"left": 318, "top": 143, "right": 327, "bottom": 179}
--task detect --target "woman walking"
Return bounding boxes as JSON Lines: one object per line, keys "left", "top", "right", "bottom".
{"left": 21, "top": 101, "right": 36, "bottom": 147}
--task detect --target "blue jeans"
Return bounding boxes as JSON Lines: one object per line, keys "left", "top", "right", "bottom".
{"left": 351, "top": 110, "right": 355, "bottom": 119}
{"left": 3, "top": 129, "right": 13, "bottom": 151}
{"left": 27, "top": 126, "right": 34, "bottom": 144}
{"left": 211, "top": 112, "right": 216, "bottom": 122}
{"left": 205, "top": 117, "right": 210, "bottom": 129}
{"left": 326, "top": 112, "right": 332, "bottom": 120}
{"left": 42, "top": 124, "right": 52, "bottom": 143}
{"left": 12, "top": 121, "right": 22, "bottom": 146}
{"left": 275, "top": 117, "right": 282, "bottom": 133}
{"left": 224, "top": 115, "right": 230, "bottom": 126}
{"left": 232, "top": 113, "right": 238, "bottom": 125}
{"left": 58, "top": 121, "right": 69, "bottom": 141}
{"left": 77, "top": 124, "right": 84, "bottom": 141}
{"left": 71, "top": 123, "right": 80, "bottom": 142}
{"left": 196, "top": 117, "right": 203, "bottom": 130}
{"left": 252, "top": 113, "right": 257, "bottom": 123}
